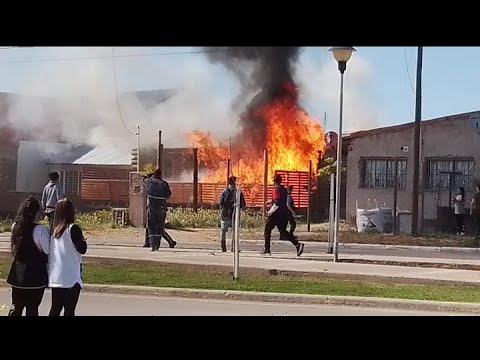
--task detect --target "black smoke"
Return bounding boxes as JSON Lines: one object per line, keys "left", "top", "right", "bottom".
{"left": 203, "top": 47, "right": 302, "bottom": 151}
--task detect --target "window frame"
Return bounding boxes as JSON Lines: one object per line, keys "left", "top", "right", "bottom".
{"left": 360, "top": 157, "right": 408, "bottom": 190}
{"left": 426, "top": 157, "right": 475, "bottom": 191}
{"left": 60, "top": 170, "right": 82, "bottom": 195}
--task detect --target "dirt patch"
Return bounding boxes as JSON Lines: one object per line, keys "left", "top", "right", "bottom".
{"left": 83, "top": 225, "right": 474, "bottom": 249}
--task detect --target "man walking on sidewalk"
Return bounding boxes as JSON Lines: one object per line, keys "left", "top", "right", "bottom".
{"left": 263, "top": 174, "right": 304, "bottom": 256}
{"left": 143, "top": 169, "right": 176, "bottom": 251}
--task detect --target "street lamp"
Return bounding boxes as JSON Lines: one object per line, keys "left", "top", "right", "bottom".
{"left": 329, "top": 46, "right": 356, "bottom": 262}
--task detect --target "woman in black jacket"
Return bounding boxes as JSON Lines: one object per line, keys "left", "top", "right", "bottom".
{"left": 7, "top": 197, "right": 50, "bottom": 316}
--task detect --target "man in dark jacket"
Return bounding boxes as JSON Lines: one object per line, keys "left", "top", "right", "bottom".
{"left": 471, "top": 183, "right": 480, "bottom": 246}
{"left": 219, "top": 176, "right": 246, "bottom": 252}
{"left": 143, "top": 169, "right": 176, "bottom": 251}
{"left": 263, "top": 174, "right": 304, "bottom": 256}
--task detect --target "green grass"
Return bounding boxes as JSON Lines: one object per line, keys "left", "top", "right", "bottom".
{"left": 1, "top": 256, "right": 480, "bottom": 303}
{"left": 0, "top": 218, "right": 13, "bottom": 233}
{"left": 0, "top": 208, "right": 264, "bottom": 233}
{"left": 166, "top": 208, "right": 264, "bottom": 229}
{"left": 0, "top": 210, "right": 117, "bottom": 233}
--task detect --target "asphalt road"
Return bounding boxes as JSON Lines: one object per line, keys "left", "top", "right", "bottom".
{"left": 0, "top": 289, "right": 466, "bottom": 316}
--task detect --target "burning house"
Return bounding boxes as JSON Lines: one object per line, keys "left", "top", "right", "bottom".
{"left": 175, "top": 47, "right": 327, "bottom": 210}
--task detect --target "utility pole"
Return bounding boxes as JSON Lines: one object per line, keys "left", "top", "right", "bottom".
{"left": 157, "top": 130, "right": 164, "bottom": 175}
{"left": 411, "top": 46, "right": 423, "bottom": 236}
{"left": 136, "top": 125, "right": 141, "bottom": 173}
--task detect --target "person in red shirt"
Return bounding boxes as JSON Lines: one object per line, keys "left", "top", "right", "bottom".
{"left": 263, "top": 174, "right": 305, "bottom": 256}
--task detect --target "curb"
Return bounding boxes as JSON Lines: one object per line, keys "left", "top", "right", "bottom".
{"left": 1, "top": 280, "right": 480, "bottom": 314}
{"left": 1, "top": 236, "right": 480, "bottom": 254}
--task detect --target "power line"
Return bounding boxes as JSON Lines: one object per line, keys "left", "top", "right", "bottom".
{"left": 112, "top": 47, "right": 135, "bottom": 136}
{"left": 0, "top": 48, "right": 229, "bottom": 65}
{"left": 403, "top": 47, "right": 415, "bottom": 94}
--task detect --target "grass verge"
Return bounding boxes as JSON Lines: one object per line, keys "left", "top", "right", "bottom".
{"left": 1, "top": 255, "right": 480, "bottom": 303}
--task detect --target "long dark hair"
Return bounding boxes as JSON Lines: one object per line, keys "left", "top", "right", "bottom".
{"left": 458, "top": 187, "right": 465, "bottom": 197}
{"left": 53, "top": 198, "right": 76, "bottom": 238}
{"left": 11, "top": 197, "right": 41, "bottom": 256}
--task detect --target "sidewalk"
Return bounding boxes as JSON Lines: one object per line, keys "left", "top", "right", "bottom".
{"left": 3, "top": 241, "right": 479, "bottom": 285}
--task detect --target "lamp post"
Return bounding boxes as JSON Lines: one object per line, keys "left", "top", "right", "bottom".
{"left": 329, "top": 46, "right": 356, "bottom": 263}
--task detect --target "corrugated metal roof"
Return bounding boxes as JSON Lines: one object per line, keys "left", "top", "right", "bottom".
{"left": 72, "top": 146, "right": 132, "bottom": 166}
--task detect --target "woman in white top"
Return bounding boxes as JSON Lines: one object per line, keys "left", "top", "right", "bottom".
{"left": 452, "top": 187, "right": 466, "bottom": 236}
{"left": 48, "top": 198, "right": 87, "bottom": 316}
{"left": 6, "top": 197, "right": 50, "bottom": 316}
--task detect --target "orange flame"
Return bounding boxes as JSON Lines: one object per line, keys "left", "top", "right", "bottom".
{"left": 187, "top": 82, "right": 325, "bottom": 184}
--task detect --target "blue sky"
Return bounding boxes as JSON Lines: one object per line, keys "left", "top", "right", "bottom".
{"left": 0, "top": 47, "right": 479, "bottom": 135}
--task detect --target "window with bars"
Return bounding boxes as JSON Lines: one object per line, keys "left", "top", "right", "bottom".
{"left": 61, "top": 170, "right": 81, "bottom": 195}
{"left": 362, "top": 158, "right": 407, "bottom": 189}
{"left": 427, "top": 159, "right": 474, "bottom": 190}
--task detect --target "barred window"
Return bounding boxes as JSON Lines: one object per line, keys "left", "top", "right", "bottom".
{"left": 427, "top": 159, "right": 474, "bottom": 190}
{"left": 363, "top": 159, "right": 407, "bottom": 189}
{"left": 61, "top": 170, "right": 81, "bottom": 195}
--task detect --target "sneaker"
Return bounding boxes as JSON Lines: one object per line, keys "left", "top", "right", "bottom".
{"left": 169, "top": 241, "right": 177, "bottom": 249}
{"left": 261, "top": 249, "right": 271, "bottom": 255}
{"left": 296, "top": 243, "right": 305, "bottom": 257}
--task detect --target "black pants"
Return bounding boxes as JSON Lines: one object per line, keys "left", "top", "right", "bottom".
{"left": 144, "top": 228, "right": 175, "bottom": 247}
{"left": 46, "top": 212, "right": 55, "bottom": 234}
{"left": 475, "top": 216, "right": 480, "bottom": 238}
{"left": 49, "top": 283, "right": 82, "bottom": 316}
{"left": 286, "top": 211, "right": 297, "bottom": 234}
{"left": 280, "top": 212, "right": 297, "bottom": 240}
{"left": 264, "top": 210, "right": 299, "bottom": 252}
{"left": 8, "top": 287, "right": 45, "bottom": 316}
{"left": 146, "top": 202, "right": 168, "bottom": 250}
{"left": 455, "top": 214, "right": 465, "bottom": 234}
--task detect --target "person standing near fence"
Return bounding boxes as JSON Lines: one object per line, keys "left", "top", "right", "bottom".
{"left": 470, "top": 183, "right": 480, "bottom": 245}
{"left": 41, "top": 171, "right": 63, "bottom": 233}
{"left": 219, "top": 176, "right": 246, "bottom": 252}
{"left": 453, "top": 187, "right": 466, "bottom": 236}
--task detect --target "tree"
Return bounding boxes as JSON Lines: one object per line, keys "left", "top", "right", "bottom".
{"left": 317, "top": 157, "right": 346, "bottom": 179}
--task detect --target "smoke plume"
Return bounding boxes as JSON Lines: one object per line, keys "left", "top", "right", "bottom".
{"left": 294, "top": 49, "right": 380, "bottom": 132}
{"left": 1, "top": 47, "right": 378, "bottom": 158}
{"left": 203, "top": 47, "right": 302, "bottom": 150}
{"left": 1, "top": 47, "right": 239, "bottom": 152}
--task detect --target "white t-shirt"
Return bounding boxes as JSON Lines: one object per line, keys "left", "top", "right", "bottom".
{"left": 48, "top": 224, "right": 83, "bottom": 288}
{"left": 454, "top": 195, "right": 465, "bottom": 215}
